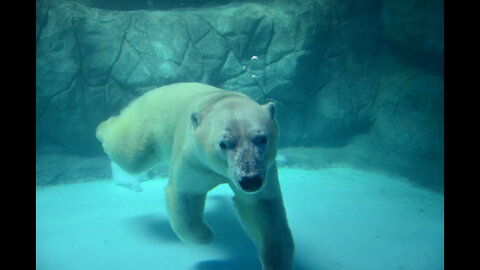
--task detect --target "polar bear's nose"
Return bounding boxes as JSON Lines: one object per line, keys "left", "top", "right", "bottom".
{"left": 239, "top": 175, "right": 263, "bottom": 192}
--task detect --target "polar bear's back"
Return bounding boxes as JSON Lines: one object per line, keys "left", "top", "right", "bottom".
{"left": 96, "top": 82, "right": 242, "bottom": 174}
{"left": 134, "top": 83, "right": 226, "bottom": 157}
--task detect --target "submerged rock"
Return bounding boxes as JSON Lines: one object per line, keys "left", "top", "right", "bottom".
{"left": 36, "top": 153, "right": 112, "bottom": 185}
{"left": 36, "top": 0, "right": 320, "bottom": 155}
{"left": 381, "top": 0, "right": 444, "bottom": 55}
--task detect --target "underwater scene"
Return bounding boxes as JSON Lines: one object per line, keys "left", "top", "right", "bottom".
{"left": 36, "top": 0, "right": 444, "bottom": 270}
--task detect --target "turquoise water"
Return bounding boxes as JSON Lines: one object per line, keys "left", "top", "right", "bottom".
{"left": 36, "top": 1, "right": 444, "bottom": 269}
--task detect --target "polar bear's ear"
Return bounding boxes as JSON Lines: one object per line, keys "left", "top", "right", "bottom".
{"left": 263, "top": 102, "right": 276, "bottom": 119}
{"left": 191, "top": 112, "right": 201, "bottom": 129}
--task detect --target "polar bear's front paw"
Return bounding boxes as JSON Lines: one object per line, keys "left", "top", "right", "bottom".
{"left": 177, "top": 223, "right": 213, "bottom": 245}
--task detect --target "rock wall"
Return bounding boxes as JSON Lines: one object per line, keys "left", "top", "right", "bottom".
{"left": 36, "top": 0, "right": 444, "bottom": 190}
{"left": 36, "top": 0, "right": 321, "bottom": 154}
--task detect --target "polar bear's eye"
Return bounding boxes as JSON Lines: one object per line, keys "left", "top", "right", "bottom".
{"left": 219, "top": 142, "right": 228, "bottom": 149}
{"left": 219, "top": 140, "right": 235, "bottom": 150}
{"left": 253, "top": 135, "right": 268, "bottom": 146}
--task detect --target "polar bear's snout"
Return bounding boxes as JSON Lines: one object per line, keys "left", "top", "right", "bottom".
{"left": 231, "top": 158, "right": 266, "bottom": 193}
{"left": 228, "top": 146, "right": 267, "bottom": 193}
{"left": 239, "top": 174, "right": 263, "bottom": 192}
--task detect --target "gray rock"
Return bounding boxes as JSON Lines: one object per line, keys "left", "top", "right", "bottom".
{"left": 36, "top": 1, "right": 319, "bottom": 155}
{"left": 372, "top": 48, "right": 444, "bottom": 162}
{"left": 381, "top": 0, "right": 444, "bottom": 55}
{"left": 36, "top": 153, "right": 112, "bottom": 185}
{"left": 301, "top": 0, "right": 383, "bottom": 146}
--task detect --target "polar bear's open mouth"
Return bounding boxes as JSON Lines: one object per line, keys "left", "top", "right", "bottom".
{"left": 239, "top": 175, "right": 263, "bottom": 192}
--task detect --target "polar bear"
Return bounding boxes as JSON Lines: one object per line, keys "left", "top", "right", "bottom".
{"left": 96, "top": 82, "right": 294, "bottom": 270}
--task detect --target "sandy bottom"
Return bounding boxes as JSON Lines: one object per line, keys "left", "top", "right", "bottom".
{"left": 36, "top": 168, "right": 444, "bottom": 270}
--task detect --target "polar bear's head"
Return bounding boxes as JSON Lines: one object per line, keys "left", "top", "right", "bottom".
{"left": 191, "top": 96, "right": 278, "bottom": 194}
